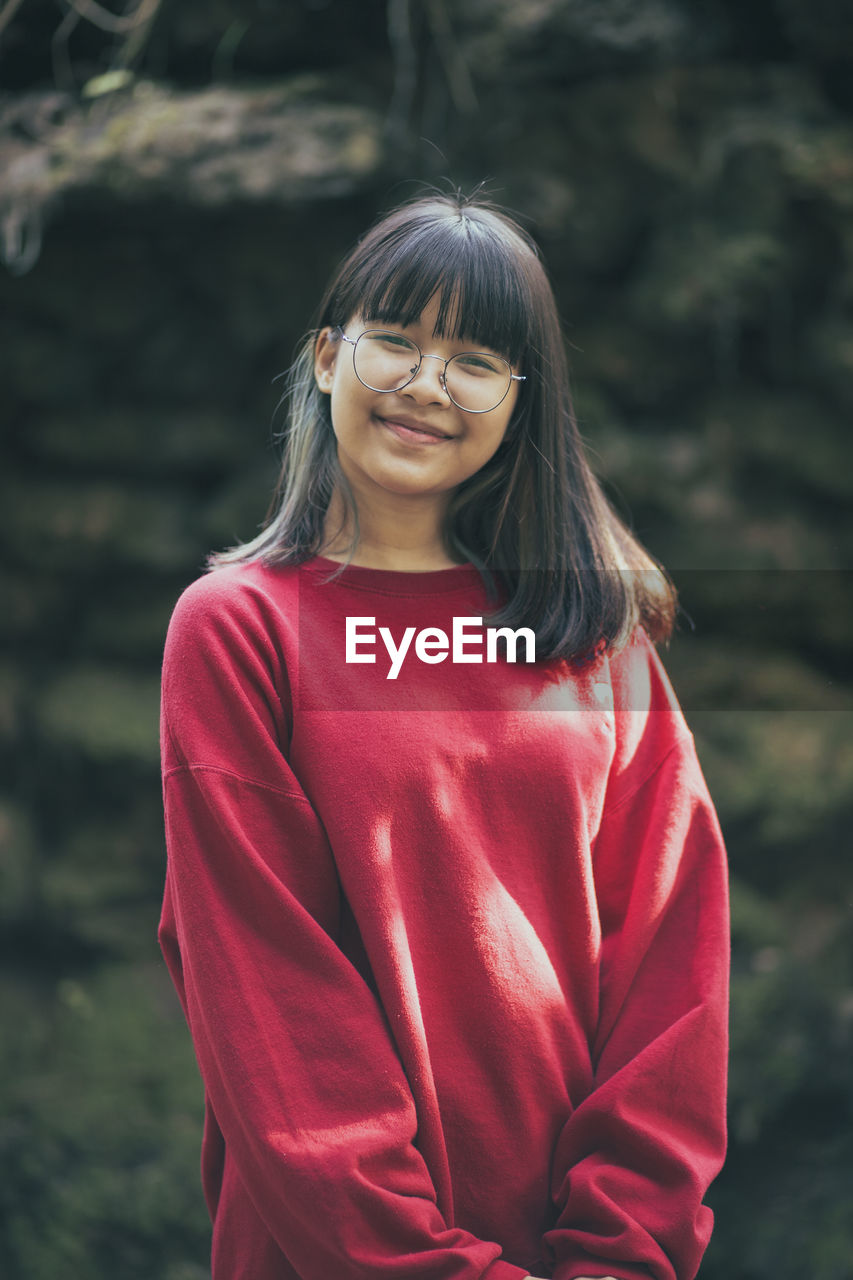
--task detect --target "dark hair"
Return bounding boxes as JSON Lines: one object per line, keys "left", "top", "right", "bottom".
{"left": 209, "top": 188, "right": 676, "bottom": 660}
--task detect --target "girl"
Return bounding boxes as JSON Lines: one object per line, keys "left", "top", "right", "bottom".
{"left": 158, "top": 190, "right": 729, "bottom": 1280}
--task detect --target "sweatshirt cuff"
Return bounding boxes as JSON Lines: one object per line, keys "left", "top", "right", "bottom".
{"left": 552, "top": 1261, "right": 648, "bottom": 1280}
{"left": 483, "top": 1262, "right": 536, "bottom": 1280}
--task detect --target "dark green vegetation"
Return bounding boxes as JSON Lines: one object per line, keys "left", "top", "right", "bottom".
{"left": 1, "top": 2, "right": 851, "bottom": 1276}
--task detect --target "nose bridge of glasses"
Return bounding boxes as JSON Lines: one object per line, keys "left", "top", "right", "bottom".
{"left": 409, "top": 349, "right": 450, "bottom": 393}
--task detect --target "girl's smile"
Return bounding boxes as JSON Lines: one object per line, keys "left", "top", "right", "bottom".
{"left": 375, "top": 409, "right": 456, "bottom": 445}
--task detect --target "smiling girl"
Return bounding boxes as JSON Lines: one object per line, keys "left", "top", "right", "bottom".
{"left": 158, "top": 191, "right": 729, "bottom": 1280}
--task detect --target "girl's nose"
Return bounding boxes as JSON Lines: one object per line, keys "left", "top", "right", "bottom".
{"left": 404, "top": 354, "right": 451, "bottom": 404}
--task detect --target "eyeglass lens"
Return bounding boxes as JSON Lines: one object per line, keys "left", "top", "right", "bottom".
{"left": 353, "top": 331, "right": 512, "bottom": 413}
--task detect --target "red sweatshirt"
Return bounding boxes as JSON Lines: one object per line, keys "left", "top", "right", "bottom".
{"left": 158, "top": 557, "right": 729, "bottom": 1280}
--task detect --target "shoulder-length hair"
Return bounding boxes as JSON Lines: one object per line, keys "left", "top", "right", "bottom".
{"left": 209, "top": 189, "right": 676, "bottom": 661}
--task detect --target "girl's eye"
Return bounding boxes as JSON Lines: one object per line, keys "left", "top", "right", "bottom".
{"left": 375, "top": 333, "right": 417, "bottom": 351}
{"left": 455, "top": 354, "right": 506, "bottom": 375}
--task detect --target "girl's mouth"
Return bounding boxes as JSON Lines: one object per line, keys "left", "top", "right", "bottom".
{"left": 376, "top": 414, "right": 454, "bottom": 446}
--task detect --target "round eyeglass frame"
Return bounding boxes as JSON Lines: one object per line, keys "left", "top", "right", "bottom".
{"left": 335, "top": 326, "right": 526, "bottom": 414}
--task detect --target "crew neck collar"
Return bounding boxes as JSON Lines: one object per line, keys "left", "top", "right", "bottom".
{"left": 300, "top": 555, "right": 485, "bottom": 595}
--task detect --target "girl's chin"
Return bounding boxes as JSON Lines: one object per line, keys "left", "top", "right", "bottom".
{"left": 357, "top": 465, "right": 457, "bottom": 502}
{"left": 336, "top": 447, "right": 461, "bottom": 503}
{"left": 370, "top": 474, "right": 451, "bottom": 499}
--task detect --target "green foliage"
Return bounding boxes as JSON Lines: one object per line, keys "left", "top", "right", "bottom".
{"left": 34, "top": 667, "right": 161, "bottom": 765}
{"left": 0, "top": 964, "right": 209, "bottom": 1280}
{"left": 704, "top": 883, "right": 853, "bottom": 1279}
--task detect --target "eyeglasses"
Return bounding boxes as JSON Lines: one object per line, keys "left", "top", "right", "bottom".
{"left": 336, "top": 327, "right": 526, "bottom": 414}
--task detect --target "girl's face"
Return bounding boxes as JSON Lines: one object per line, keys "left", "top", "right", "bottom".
{"left": 314, "top": 294, "right": 521, "bottom": 513}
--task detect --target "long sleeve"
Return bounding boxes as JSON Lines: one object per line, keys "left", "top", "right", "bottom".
{"left": 544, "top": 635, "right": 730, "bottom": 1280}
{"left": 157, "top": 570, "right": 527, "bottom": 1280}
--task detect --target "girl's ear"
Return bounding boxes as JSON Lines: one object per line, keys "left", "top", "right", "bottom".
{"left": 314, "top": 326, "right": 340, "bottom": 394}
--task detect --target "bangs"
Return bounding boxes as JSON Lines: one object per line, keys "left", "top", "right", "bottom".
{"left": 327, "top": 209, "right": 534, "bottom": 366}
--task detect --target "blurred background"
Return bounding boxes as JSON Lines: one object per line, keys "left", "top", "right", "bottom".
{"left": 1, "top": 2, "right": 852, "bottom": 1277}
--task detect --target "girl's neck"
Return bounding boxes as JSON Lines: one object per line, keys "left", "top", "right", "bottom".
{"left": 320, "top": 488, "right": 463, "bottom": 572}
